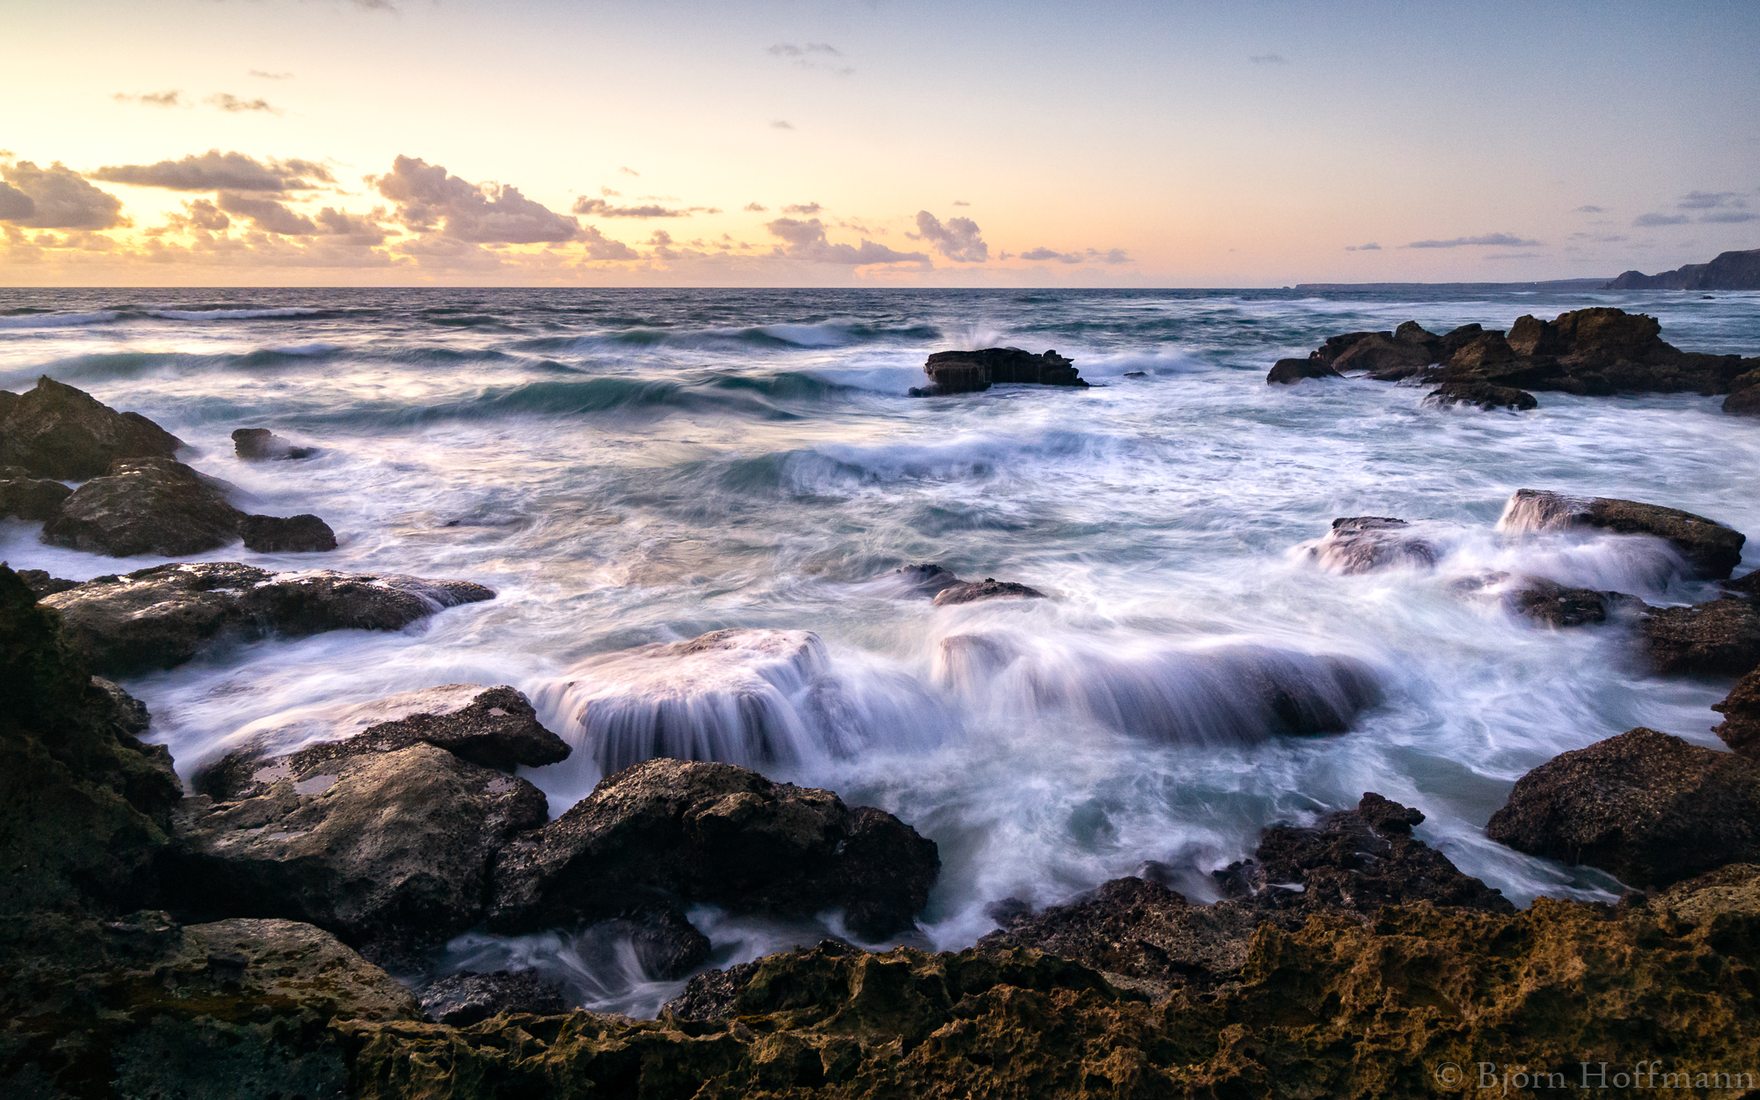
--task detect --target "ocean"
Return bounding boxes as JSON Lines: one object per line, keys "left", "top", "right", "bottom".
{"left": 3, "top": 285, "right": 1756, "bottom": 1012}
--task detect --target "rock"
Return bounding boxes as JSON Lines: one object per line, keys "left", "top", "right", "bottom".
{"left": 0, "top": 376, "right": 183, "bottom": 480}
{"left": 1424, "top": 381, "right": 1537, "bottom": 411}
{"left": 1392, "top": 320, "right": 1436, "bottom": 346}
{"left": 0, "top": 465, "right": 72, "bottom": 521}
{"left": 42, "top": 457, "right": 246, "bottom": 556}
{"left": 419, "top": 970, "right": 568, "bottom": 1026}
{"left": 239, "top": 512, "right": 338, "bottom": 553}
{"left": 1713, "top": 668, "right": 1760, "bottom": 757}
{"left": 1487, "top": 727, "right": 1760, "bottom": 887}
{"left": 41, "top": 561, "right": 496, "bottom": 675}
{"left": 13, "top": 567, "right": 77, "bottom": 597}
{"left": 1328, "top": 332, "right": 1435, "bottom": 380}
{"left": 1441, "top": 328, "right": 1516, "bottom": 373}
{"left": 1726, "top": 374, "right": 1760, "bottom": 416}
{"left": 910, "top": 347, "right": 1088, "bottom": 396}
{"left": 172, "top": 740, "right": 550, "bottom": 963}
{"left": 1266, "top": 357, "right": 1340, "bottom": 384}
{"left": 1605, "top": 247, "right": 1760, "bottom": 290}
{"left": 1728, "top": 569, "right": 1760, "bottom": 597}
{"left": 194, "top": 684, "right": 570, "bottom": 798}
{"left": 1640, "top": 597, "right": 1760, "bottom": 676}
{"left": 233, "top": 427, "right": 318, "bottom": 461}
{"left": 1498, "top": 488, "right": 1747, "bottom": 580}
{"left": 487, "top": 758, "right": 939, "bottom": 940}
{"left": 931, "top": 577, "right": 1047, "bottom": 606}
{"left": 1506, "top": 578, "right": 1639, "bottom": 627}
{"left": 889, "top": 561, "right": 961, "bottom": 596}
{"left": 1304, "top": 516, "right": 1439, "bottom": 574}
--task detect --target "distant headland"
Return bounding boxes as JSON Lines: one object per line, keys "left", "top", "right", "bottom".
{"left": 1606, "top": 248, "right": 1760, "bottom": 290}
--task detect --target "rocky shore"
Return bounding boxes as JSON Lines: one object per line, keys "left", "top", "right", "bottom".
{"left": 6, "top": 371, "right": 1760, "bottom": 1096}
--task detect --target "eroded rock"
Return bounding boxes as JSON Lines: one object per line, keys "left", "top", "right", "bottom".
{"left": 1714, "top": 668, "right": 1760, "bottom": 757}
{"left": 1640, "top": 596, "right": 1760, "bottom": 676}
{"left": 43, "top": 457, "right": 246, "bottom": 556}
{"left": 1499, "top": 488, "right": 1747, "bottom": 580}
{"left": 0, "top": 376, "right": 183, "bottom": 480}
{"left": 418, "top": 970, "right": 567, "bottom": 1026}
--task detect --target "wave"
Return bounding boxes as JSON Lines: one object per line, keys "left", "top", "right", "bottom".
{"left": 0, "top": 310, "right": 123, "bottom": 330}
{"left": 514, "top": 320, "right": 943, "bottom": 355}
{"left": 142, "top": 306, "right": 336, "bottom": 322}
{"left": 0, "top": 304, "right": 352, "bottom": 330}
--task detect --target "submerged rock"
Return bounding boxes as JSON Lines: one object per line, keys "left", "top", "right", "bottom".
{"left": 239, "top": 512, "right": 338, "bottom": 553}
{"left": 1499, "top": 487, "right": 1747, "bottom": 580}
{"left": 1639, "top": 596, "right": 1760, "bottom": 676}
{"left": 418, "top": 970, "right": 567, "bottom": 1026}
{"left": 41, "top": 561, "right": 495, "bottom": 675}
{"left": 0, "top": 465, "right": 72, "bottom": 521}
{"left": 1304, "top": 516, "right": 1439, "bottom": 574}
{"left": 233, "top": 426, "right": 319, "bottom": 461}
{"left": 931, "top": 576, "right": 1047, "bottom": 606}
{"left": 487, "top": 758, "right": 939, "bottom": 940}
{"left": 42, "top": 457, "right": 247, "bottom": 556}
{"left": 1487, "top": 726, "right": 1760, "bottom": 887}
{"left": 1506, "top": 577, "right": 1640, "bottom": 627}
{"left": 0, "top": 376, "right": 183, "bottom": 480}
{"left": 1714, "top": 669, "right": 1760, "bottom": 757}
{"left": 1424, "top": 381, "right": 1538, "bottom": 411}
{"left": 889, "top": 561, "right": 962, "bottom": 596}
{"left": 910, "top": 347, "right": 1088, "bottom": 396}
{"left": 1265, "top": 357, "right": 1340, "bottom": 384}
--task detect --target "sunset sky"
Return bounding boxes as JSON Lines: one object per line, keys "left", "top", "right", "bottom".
{"left": 3, "top": 0, "right": 1757, "bottom": 287}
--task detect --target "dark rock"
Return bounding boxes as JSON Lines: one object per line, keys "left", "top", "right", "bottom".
{"left": 13, "top": 567, "right": 77, "bottom": 597}
{"left": 1305, "top": 516, "right": 1439, "bottom": 574}
{"left": 488, "top": 758, "right": 939, "bottom": 940}
{"left": 419, "top": 970, "right": 568, "bottom": 1026}
{"left": 239, "top": 512, "right": 338, "bottom": 553}
{"left": 1725, "top": 371, "right": 1760, "bottom": 416}
{"left": 1499, "top": 488, "right": 1747, "bottom": 580}
{"left": 931, "top": 577, "right": 1047, "bottom": 606}
{"left": 911, "top": 347, "right": 1088, "bottom": 396}
{"left": 1713, "top": 668, "right": 1760, "bottom": 757}
{"left": 1488, "top": 727, "right": 1760, "bottom": 887}
{"left": 41, "top": 561, "right": 496, "bottom": 675}
{"left": 1606, "top": 248, "right": 1760, "bottom": 291}
{"left": 172, "top": 740, "right": 550, "bottom": 964}
{"left": 1442, "top": 329, "right": 1516, "bottom": 373}
{"left": 0, "top": 465, "right": 72, "bottom": 521}
{"left": 1392, "top": 320, "right": 1436, "bottom": 346}
{"left": 1728, "top": 569, "right": 1760, "bottom": 597}
{"left": 0, "top": 376, "right": 183, "bottom": 480}
{"left": 1424, "top": 382, "right": 1538, "bottom": 411}
{"left": 1328, "top": 332, "right": 1435, "bottom": 380}
{"left": 890, "top": 561, "right": 961, "bottom": 596}
{"left": 1266, "top": 357, "right": 1340, "bottom": 384}
{"left": 194, "top": 684, "right": 570, "bottom": 798}
{"left": 1436, "top": 322, "right": 1486, "bottom": 359}
{"left": 1507, "top": 578, "right": 1639, "bottom": 627}
{"left": 1640, "top": 597, "right": 1760, "bottom": 676}
{"left": 42, "top": 457, "right": 245, "bottom": 556}
{"left": 232, "top": 427, "right": 318, "bottom": 461}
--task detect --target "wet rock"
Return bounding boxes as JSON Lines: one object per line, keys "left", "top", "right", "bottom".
{"left": 889, "top": 561, "right": 961, "bottom": 596}
{"left": 1725, "top": 375, "right": 1760, "bottom": 416}
{"left": 487, "top": 758, "right": 939, "bottom": 940}
{"left": 0, "top": 376, "right": 183, "bottom": 480}
{"left": 13, "top": 567, "right": 77, "bottom": 597}
{"left": 1714, "top": 668, "right": 1760, "bottom": 757}
{"left": 239, "top": 512, "right": 338, "bottom": 553}
{"left": 0, "top": 464, "right": 72, "bottom": 521}
{"left": 1506, "top": 578, "right": 1639, "bottom": 627}
{"left": 1727, "top": 569, "right": 1760, "bottom": 597}
{"left": 1639, "top": 597, "right": 1760, "bottom": 675}
{"left": 194, "top": 684, "right": 570, "bottom": 798}
{"left": 910, "top": 347, "right": 1088, "bottom": 396}
{"left": 1499, "top": 488, "right": 1747, "bottom": 580}
{"left": 41, "top": 561, "right": 496, "bottom": 675}
{"left": 1266, "top": 357, "right": 1340, "bottom": 384}
{"left": 1305, "top": 516, "right": 1439, "bottom": 574}
{"left": 1487, "top": 727, "right": 1760, "bottom": 887}
{"left": 931, "top": 577, "right": 1047, "bottom": 606}
{"left": 233, "top": 426, "right": 318, "bottom": 461}
{"left": 42, "top": 456, "right": 246, "bottom": 556}
{"left": 1328, "top": 331, "right": 1435, "bottom": 380}
{"left": 172, "top": 740, "right": 550, "bottom": 964}
{"left": 419, "top": 970, "right": 568, "bottom": 1026}
{"left": 1424, "top": 381, "right": 1538, "bottom": 411}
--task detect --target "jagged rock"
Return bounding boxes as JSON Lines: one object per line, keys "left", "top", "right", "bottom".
{"left": 419, "top": 970, "right": 567, "bottom": 1026}
{"left": 0, "top": 465, "right": 72, "bottom": 521}
{"left": 931, "top": 577, "right": 1047, "bottom": 606}
{"left": 172, "top": 740, "right": 550, "bottom": 964}
{"left": 1487, "top": 727, "right": 1760, "bottom": 887}
{"left": 1714, "top": 669, "right": 1760, "bottom": 757}
{"left": 1499, "top": 488, "right": 1747, "bottom": 580}
{"left": 488, "top": 758, "right": 939, "bottom": 940}
{"left": 1506, "top": 578, "right": 1639, "bottom": 627}
{"left": 42, "top": 456, "right": 246, "bottom": 556}
{"left": 0, "top": 376, "right": 183, "bottom": 480}
{"left": 1305, "top": 516, "right": 1439, "bottom": 574}
{"left": 194, "top": 684, "right": 570, "bottom": 798}
{"left": 910, "top": 347, "right": 1088, "bottom": 396}
{"left": 239, "top": 512, "right": 338, "bottom": 553}
{"left": 1329, "top": 332, "right": 1435, "bottom": 380}
{"left": 1424, "top": 381, "right": 1537, "bottom": 411}
{"left": 1640, "top": 597, "right": 1760, "bottom": 675}
{"left": 41, "top": 561, "right": 495, "bottom": 675}
{"left": 13, "top": 567, "right": 77, "bottom": 597}
{"left": 233, "top": 427, "right": 318, "bottom": 461}
{"left": 1266, "top": 357, "right": 1339, "bottom": 384}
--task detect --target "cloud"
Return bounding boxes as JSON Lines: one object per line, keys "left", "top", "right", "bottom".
{"left": 951, "top": 199, "right": 970, "bottom": 207}
{"left": 1700, "top": 210, "right": 1759, "bottom": 224}
{"left": 619, "top": 166, "right": 639, "bottom": 176}
{"left": 114, "top": 90, "right": 182, "bottom": 107}
{"left": 1574, "top": 204, "right": 1606, "bottom": 214}
{"left": 771, "top": 119, "right": 795, "bottom": 130}
{"left": 93, "top": 151, "right": 331, "bottom": 192}
{"left": 1678, "top": 190, "right": 1746, "bottom": 210}
{"left": 1633, "top": 212, "right": 1690, "bottom": 227}
{"left": 782, "top": 202, "right": 821, "bottom": 215}
{"left": 1019, "top": 246, "right": 1131, "bottom": 265}
{"left": 580, "top": 224, "right": 639, "bottom": 260}
{"left": 1344, "top": 242, "right": 1381, "bottom": 251}
{"left": 1249, "top": 53, "right": 1288, "bottom": 64}
{"left": 0, "top": 161, "right": 125, "bottom": 230}
{"left": 1405, "top": 232, "right": 1541, "bottom": 248}
{"left": 250, "top": 70, "right": 294, "bottom": 80}
{"left": 765, "top": 217, "right": 925, "bottom": 265}
{"left": 209, "top": 92, "right": 280, "bottom": 113}
{"left": 768, "top": 42, "right": 853, "bottom": 75}
{"left": 910, "top": 210, "right": 988, "bottom": 262}
{"left": 571, "top": 197, "right": 715, "bottom": 218}
{"left": 744, "top": 202, "right": 768, "bottom": 212}
{"left": 375, "top": 155, "right": 580, "bottom": 244}
{"left": 217, "top": 191, "right": 315, "bottom": 234}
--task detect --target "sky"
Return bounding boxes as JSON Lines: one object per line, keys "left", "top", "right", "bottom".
{"left": 1, "top": 0, "right": 1757, "bottom": 287}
